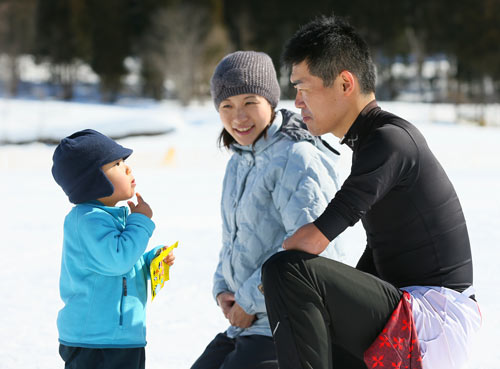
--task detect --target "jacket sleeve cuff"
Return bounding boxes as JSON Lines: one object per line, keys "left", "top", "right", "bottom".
{"left": 235, "top": 289, "right": 256, "bottom": 315}
{"left": 144, "top": 246, "right": 162, "bottom": 267}
{"left": 314, "top": 207, "right": 351, "bottom": 241}
{"left": 212, "top": 282, "right": 230, "bottom": 303}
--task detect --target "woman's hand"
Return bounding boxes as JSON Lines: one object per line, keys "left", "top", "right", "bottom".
{"left": 216, "top": 292, "right": 235, "bottom": 319}
{"left": 228, "top": 302, "right": 256, "bottom": 328}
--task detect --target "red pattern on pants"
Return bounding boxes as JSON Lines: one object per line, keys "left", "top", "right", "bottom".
{"left": 364, "top": 292, "right": 422, "bottom": 369}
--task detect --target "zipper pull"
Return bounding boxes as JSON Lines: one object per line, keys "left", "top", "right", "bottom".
{"left": 122, "top": 277, "right": 128, "bottom": 296}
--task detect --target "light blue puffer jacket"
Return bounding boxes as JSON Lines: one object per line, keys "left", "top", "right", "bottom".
{"left": 213, "top": 109, "right": 345, "bottom": 338}
{"left": 57, "top": 201, "right": 159, "bottom": 348}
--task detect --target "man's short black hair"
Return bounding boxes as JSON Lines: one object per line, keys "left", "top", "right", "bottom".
{"left": 282, "top": 15, "right": 376, "bottom": 94}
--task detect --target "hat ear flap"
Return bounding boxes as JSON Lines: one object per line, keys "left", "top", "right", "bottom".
{"left": 96, "top": 165, "right": 115, "bottom": 200}
{"left": 67, "top": 164, "right": 114, "bottom": 204}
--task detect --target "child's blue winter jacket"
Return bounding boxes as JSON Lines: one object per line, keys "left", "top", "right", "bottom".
{"left": 57, "top": 201, "right": 159, "bottom": 348}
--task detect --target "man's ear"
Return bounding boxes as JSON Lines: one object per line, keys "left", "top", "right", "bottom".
{"left": 339, "top": 70, "right": 356, "bottom": 95}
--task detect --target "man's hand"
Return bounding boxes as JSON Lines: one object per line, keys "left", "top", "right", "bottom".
{"left": 216, "top": 292, "right": 235, "bottom": 319}
{"left": 282, "top": 222, "right": 330, "bottom": 254}
{"left": 228, "top": 302, "right": 256, "bottom": 328}
{"left": 128, "top": 193, "right": 153, "bottom": 219}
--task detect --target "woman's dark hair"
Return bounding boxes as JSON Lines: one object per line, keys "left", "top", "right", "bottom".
{"left": 218, "top": 110, "right": 276, "bottom": 149}
{"left": 281, "top": 15, "right": 376, "bottom": 94}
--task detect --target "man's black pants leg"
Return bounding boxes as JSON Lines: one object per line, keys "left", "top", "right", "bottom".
{"left": 262, "top": 250, "right": 402, "bottom": 369}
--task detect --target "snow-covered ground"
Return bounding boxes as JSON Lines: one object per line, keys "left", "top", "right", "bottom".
{"left": 0, "top": 98, "right": 498, "bottom": 369}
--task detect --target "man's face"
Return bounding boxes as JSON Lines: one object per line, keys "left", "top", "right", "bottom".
{"left": 290, "top": 61, "right": 349, "bottom": 138}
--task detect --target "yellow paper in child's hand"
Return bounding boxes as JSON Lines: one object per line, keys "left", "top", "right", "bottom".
{"left": 150, "top": 241, "right": 178, "bottom": 301}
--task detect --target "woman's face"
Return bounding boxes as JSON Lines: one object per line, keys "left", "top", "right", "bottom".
{"left": 218, "top": 94, "right": 273, "bottom": 146}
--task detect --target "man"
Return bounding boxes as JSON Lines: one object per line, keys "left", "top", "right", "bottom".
{"left": 262, "top": 15, "right": 481, "bottom": 369}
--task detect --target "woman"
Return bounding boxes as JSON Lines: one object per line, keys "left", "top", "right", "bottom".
{"left": 190, "top": 51, "right": 345, "bottom": 369}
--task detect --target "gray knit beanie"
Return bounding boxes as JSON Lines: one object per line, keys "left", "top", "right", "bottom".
{"left": 210, "top": 51, "right": 280, "bottom": 111}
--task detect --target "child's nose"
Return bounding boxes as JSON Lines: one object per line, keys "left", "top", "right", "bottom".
{"left": 125, "top": 165, "right": 131, "bottom": 175}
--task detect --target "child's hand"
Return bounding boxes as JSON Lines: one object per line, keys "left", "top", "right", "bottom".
{"left": 128, "top": 193, "right": 153, "bottom": 218}
{"left": 155, "top": 247, "right": 175, "bottom": 266}
{"left": 163, "top": 249, "right": 175, "bottom": 266}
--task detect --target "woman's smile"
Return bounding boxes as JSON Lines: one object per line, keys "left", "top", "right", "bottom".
{"left": 234, "top": 125, "right": 255, "bottom": 135}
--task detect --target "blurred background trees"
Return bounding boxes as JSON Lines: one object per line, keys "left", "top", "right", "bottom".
{"left": 0, "top": 0, "right": 36, "bottom": 96}
{"left": 0, "top": 0, "right": 498, "bottom": 108}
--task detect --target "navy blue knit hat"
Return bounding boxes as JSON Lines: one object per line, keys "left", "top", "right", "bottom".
{"left": 51, "top": 129, "right": 133, "bottom": 204}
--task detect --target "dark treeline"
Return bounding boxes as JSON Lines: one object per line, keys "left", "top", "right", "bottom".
{"left": 0, "top": 0, "right": 499, "bottom": 105}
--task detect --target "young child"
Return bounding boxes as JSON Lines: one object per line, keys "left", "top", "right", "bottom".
{"left": 51, "top": 129, "right": 174, "bottom": 369}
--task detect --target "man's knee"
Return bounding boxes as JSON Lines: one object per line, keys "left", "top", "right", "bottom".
{"left": 262, "top": 250, "right": 316, "bottom": 292}
{"left": 263, "top": 250, "right": 297, "bottom": 281}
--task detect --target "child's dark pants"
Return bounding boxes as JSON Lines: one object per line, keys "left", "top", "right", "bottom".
{"left": 59, "top": 344, "right": 145, "bottom": 369}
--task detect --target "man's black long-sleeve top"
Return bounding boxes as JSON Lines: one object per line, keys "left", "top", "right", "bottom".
{"left": 314, "top": 100, "right": 473, "bottom": 292}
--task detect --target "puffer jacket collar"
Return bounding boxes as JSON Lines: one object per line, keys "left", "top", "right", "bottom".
{"left": 278, "top": 109, "right": 317, "bottom": 143}
{"left": 278, "top": 110, "right": 340, "bottom": 156}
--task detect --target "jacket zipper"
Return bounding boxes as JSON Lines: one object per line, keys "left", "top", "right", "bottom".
{"left": 120, "top": 277, "right": 127, "bottom": 325}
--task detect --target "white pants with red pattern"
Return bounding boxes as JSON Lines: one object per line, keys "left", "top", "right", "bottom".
{"left": 402, "top": 286, "right": 481, "bottom": 369}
